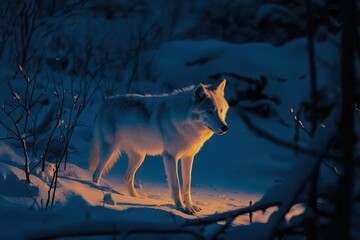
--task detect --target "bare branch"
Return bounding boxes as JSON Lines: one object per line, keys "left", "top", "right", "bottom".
{"left": 183, "top": 200, "right": 279, "bottom": 227}
{"left": 0, "top": 136, "right": 17, "bottom": 141}
{"left": 238, "top": 107, "right": 337, "bottom": 159}
{"left": 0, "top": 117, "right": 19, "bottom": 138}
{"left": 290, "top": 108, "right": 312, "bottom": 137}
{"left": 257, "top": 112, "right": 337, "bottom": 240}
{"left": 21, "top": 181, "right": 42, "bottom": 210}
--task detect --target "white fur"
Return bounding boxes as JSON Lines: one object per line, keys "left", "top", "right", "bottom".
{"left": 89, "top": 79, "right": 229, "bottom": 214}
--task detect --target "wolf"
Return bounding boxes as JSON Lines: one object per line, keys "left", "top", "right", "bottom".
{"left": 89, "top": 79, "right": 229, "bottom": 214}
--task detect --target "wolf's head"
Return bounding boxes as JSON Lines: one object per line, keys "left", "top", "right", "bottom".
{"left": 190, "top": 79, "right": 229, "bottom": 135}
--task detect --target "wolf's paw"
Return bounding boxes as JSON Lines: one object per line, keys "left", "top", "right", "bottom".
{"left": 176, "top": 202, "right": 201, "bottom": 215}
{"left": 129, "top": 193, "right": 139, "bottom": 198}
{"left": 190, "top": 204, "right": 202, "bottom": 212}
{"left": 174, "top": 202, "right": 191, "bottom": 214}
{"left": 129, "top": 190, "right": 139, "bottom": 198}
{"left": 92, "top": 176, "right": 101, "bottom": 184}
{"left": 184, "top": 203, "right": 202, "bottom": 214}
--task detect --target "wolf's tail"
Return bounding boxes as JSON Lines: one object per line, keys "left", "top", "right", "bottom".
{"left": 89, "top": 124, "right": 100, "bottom": 172}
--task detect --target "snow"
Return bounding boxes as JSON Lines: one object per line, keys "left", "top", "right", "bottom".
{"left": 0, "top": 2, "right": 343, "bottom": 238}
{"left": 255, "top": 4, "right": 290, "bottom": 24}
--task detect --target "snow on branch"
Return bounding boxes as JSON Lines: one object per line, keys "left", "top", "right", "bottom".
{"left": 183, "top": 107, "right": 338, "bottom": 239}
{"left": 183, "top": 200, "right": 278, "bottom": 227}
{"left": 233, "top": 110, "right": 337, "bottom": 239}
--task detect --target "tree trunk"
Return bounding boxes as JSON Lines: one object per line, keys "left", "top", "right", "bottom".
{"left": 335, "top": 0, "right": 357, "bottom": 239}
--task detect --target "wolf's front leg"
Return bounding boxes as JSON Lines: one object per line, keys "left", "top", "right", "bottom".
{"left": 181, "top": 155, "right": 202, "bottom": 214}
{"left": 162, "top": 152, "right": 184, "bottom": 211}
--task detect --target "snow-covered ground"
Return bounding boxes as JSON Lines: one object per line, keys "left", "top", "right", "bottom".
{"left": 0, "top": 30, "right": 340, "bottom": 239}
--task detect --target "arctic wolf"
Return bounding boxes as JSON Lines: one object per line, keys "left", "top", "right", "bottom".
{"left": 89, "top": 79, "right": 229, "bottom": 214}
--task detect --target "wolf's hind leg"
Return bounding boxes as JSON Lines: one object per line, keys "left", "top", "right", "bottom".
{"left": 124, "top": 151, "right": 145, "bottom": 197}
{"left": 93, "top": 141, "right": 119, "bottom": 184}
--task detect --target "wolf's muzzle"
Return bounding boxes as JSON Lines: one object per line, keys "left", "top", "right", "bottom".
{"left": 221, "top": 125, "right": 229, "bottom": 133}
{"left": 216, "top": 124, "right": 228, "bottom": 135}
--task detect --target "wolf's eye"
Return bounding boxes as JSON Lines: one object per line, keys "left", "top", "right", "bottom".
{"left": 220, "top": 109, "right": 223, "bottom": 113}
{"left": 207, "top": 110, "right": 213, "bottom": 114}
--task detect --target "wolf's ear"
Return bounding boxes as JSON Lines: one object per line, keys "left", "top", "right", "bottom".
{"left": 193, "top": 84, "right": 207, "bottom": 102}
{"left": 214, "top": 79, "right": 226, "bottom": 93}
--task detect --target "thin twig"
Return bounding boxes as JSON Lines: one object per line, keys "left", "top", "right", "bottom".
{"left": 238, "top": 108, "right": 336, "bottom": 159}
{"left": 290, "top": 108, "right": 312, "bottom": 137}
